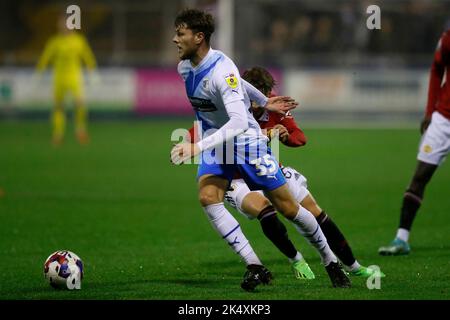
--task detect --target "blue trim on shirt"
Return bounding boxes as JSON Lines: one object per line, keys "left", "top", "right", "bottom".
{"left": 195, "top": 111, "right": 213, "bottom": 132}
{"left": 185, "top": 55, "right": 223, "bottom": 97}
{"left": 185, "top": 71, "right": 195, "bottom": 97}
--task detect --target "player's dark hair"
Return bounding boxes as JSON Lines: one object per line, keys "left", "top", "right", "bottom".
{"left": 174, "top": 9, "right": 215, "bottom": 45}
{"left": 242, "top": 67, "right": 276, "bottom": 96}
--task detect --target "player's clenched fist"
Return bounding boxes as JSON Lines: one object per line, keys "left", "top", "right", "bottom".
{"left": 170, "top": 142, "right": 200, "bottom": 165}
{"left": 269, "top": 124, "right": 289, "bottom": 143}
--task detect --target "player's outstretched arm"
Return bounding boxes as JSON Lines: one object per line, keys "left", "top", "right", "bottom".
{"left": 265, "top": 96, "right": 298, "bottom": 115}
{"left": 242, "top": 78, "right": 298, "bottom": 115}
{"left": 171, "top": 100, "right": 249, "bottom": 165}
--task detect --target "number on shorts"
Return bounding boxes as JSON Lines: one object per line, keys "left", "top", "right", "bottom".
{"left": 250, "top": 154, "right": 277, "bottom": 176}
{"left": 281, "top": 167, "right": 291, "bottom": 179}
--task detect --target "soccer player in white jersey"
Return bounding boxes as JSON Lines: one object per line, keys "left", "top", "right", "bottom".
{"left": 170, "top": 9, "right": 351, "bottom": 290}
{"left": 379, "top": 29, "right": 450, "bottom": 256}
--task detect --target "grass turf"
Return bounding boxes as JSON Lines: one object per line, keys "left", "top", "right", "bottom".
{"left": 0, "top": 121, "right": 449, "bottom": 300}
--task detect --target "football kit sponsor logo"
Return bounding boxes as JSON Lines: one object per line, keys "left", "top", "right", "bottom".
{"left": 188, "top": 96, "right": 217, "bottom": 112}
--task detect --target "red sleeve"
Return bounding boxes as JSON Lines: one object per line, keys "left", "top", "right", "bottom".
{"left": 426, "top": 31, "right": 450, "bottom": 117}
{"left": 186, "top": 126, "right": 196, "bottom": 143}
{"left": 279, "top": 115, "right": 307, "bottom": 147}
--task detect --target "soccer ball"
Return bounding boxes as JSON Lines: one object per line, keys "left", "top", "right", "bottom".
{"left": 43, "top": 250, "right": 84, "bottom": 290}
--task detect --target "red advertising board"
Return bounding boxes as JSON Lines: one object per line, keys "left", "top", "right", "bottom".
{"left": 135, "top": 69, "right": 192, "bottom": 115}
{"left": 135, "top": 68, "right": 283, "bottom": 115}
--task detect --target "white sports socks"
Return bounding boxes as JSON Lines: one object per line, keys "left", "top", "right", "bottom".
{"left": 203, "top": 203, "right": 262, "bottom": 266}
{"left": 291, "top": 206, "right": 338, "bottom": 266}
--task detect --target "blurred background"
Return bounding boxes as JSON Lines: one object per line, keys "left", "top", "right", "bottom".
{"left": 0, "top": 0, "right": 450, "bottom": 123}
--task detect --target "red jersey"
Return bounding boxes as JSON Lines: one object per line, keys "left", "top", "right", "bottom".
{"left": 254, "top": 110, "right": 307, "bottom": 147}
{"left": 186, "top": 111, "right": 307, "bottom": 147}
{"left": 426, "top": 29, "right": 450, "bottom": 120}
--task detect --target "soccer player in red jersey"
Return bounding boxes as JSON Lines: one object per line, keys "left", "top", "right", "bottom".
{"left": 379, "top": 29, "right": 450, "bottom": 256}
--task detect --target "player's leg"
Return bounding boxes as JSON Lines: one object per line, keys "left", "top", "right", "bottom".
{"left": 399, "top": 161, "right": 438, "bottom": 235}
{"left": 282, "top": 166, "right": 384, "bottom": 277}
{"left": 302, "top": 194, "right": 385, "bottom": 277}
{"left": 225, "top": 180, "right": 314, "bottom": 279}
{"left": 243, "top": 193, "right": 303, "bottom": 262}
{"left": 227, "top": 180, "right": 303, "bottom": 262}
{"left": 51, "top": 81, "right": 66, "bottom": 145}
{"left": 238, "top": 146, "right": 349, "bottom": 287}
{"left": 264, "top": 184, "right": 334, "bottom": 266}
{"left": 378, "top": 160, "right": 437, "bottom": 256}
{"left": 264, "top": 184, "right": 351, "bottom": 287}
{"left": 198, "top": 173, "right": 272, "bottom": 291}
{"left": 72, "top": 79, "right": 89, "bottom": 144}
{"left": 379, "top": 112, "right": 449, "bottom": 256}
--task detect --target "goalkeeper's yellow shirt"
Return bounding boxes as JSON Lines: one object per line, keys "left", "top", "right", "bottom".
{"left": 36, "top": 32, "right": 96, "bottom": 99}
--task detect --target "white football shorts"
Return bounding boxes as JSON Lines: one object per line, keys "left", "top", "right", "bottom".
{"left": 224, "top": 166, "right": 310, "bottom": 220}
{"left": 418, "top": 111, "right": 450, "bottom": 166}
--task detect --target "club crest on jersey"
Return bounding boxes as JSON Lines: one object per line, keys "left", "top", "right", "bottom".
{"left": 225, "top": 73, "right": 238, "bottom": 89}
{"left": 423, "top": 144, "right": 433, "bottom": 153}
{"left": 202, "top": 78, "right": 209, "bottom": 90}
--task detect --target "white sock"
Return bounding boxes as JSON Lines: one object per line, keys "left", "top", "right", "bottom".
{"left": 288, "top": 251, "right": 304, "bottom": 263}
{"left": 346, "top": 261, "right": 361, "bottom": 272}
{"left": 291, "top": 206, "right": 337, "bottom": 266}
{"left": 396, "top": 228, "right": 410, "bottom": 242}
{"left": 203, "top": 203, "right": 262, "bottom": 266}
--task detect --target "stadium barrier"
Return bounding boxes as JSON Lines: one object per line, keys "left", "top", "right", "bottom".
{"left": 0, "top": 68, "right": 430, "bottom": 121}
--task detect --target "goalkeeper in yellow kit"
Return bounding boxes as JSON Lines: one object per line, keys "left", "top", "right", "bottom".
{"left": 35, "top": 17, "right": 97, "bottom": 145}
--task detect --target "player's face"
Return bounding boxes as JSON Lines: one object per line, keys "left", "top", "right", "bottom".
{"left": 173, "top": 25, "right": 198, "bottom": 60}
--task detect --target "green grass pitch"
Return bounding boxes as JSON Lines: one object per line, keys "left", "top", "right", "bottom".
{"left": 0, "top": 120, "right": 449, "bottom": 299}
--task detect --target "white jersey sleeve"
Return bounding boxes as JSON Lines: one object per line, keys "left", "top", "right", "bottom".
{"left": 197, "top": 59, "right": 248, "bottom": 150}
{"left": 242, "top": 79, "right": 269, "bottom": 108}
{"left": 196, "top": 100, "right": 249, "bottom": 151}
{"left": 196, "top": 56, "right": 250, "bottom": 152}
{"left": 211, "top": 59, "right": 245, "bottom": 105}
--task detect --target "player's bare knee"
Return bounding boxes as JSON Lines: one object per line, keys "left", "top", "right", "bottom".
{"left": 260, "top": 197, "right": 271, "bottom": 210}
{"left": 242, "top": 193, "right": 270, "bottom": 218}
{"left": 199, "top": 190, "right": 221, "bottom": 206}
